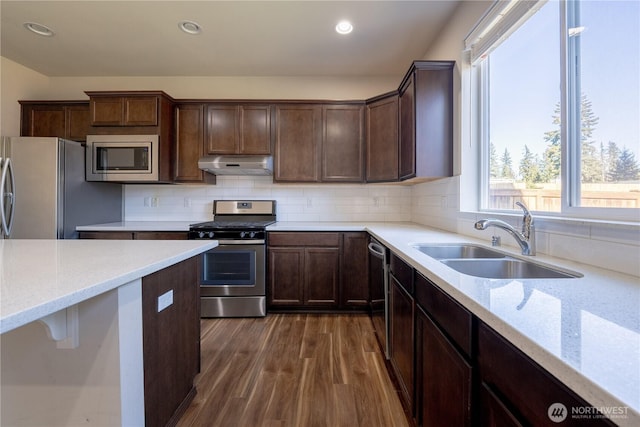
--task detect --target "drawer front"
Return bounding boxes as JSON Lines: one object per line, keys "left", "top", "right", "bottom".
{"left": 390, "top": 253, "right": 413, "bottom": 294}
{"left": 415, "top": 272, "right": 472, "bottom": 357}
{"left": 268, "top": 232, "right": 340, "bottom": 247}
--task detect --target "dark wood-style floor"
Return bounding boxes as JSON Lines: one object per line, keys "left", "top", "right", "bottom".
{"left": 177, "top": 313, "right": 409, "bottom": 427}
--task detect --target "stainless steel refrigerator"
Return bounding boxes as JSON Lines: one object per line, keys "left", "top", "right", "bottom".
{"left": 1, "top": 137, "right": 122, "bottom": 239}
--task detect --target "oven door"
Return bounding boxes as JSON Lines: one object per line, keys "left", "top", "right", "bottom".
{"left": 199, "top": 241, "right": 265, "bottom": 297}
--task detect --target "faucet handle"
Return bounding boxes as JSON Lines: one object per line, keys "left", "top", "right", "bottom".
{"left": 515, "top": 201, "right": 533, "bottom": 238}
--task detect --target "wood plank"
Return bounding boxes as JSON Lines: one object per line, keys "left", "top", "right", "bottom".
{"left": 176, "top": 314, "right": 409, "bottom": 427}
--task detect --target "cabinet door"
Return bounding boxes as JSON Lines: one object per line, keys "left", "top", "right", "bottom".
{"left": 390, "top": 275, "right": 414, "bottom": 411}
{"left": 274, "top": 105, "right": 322, "bottom": 182}
{"left": 22, "top": 105, "right": 66, "bottom": 138}
{"left": 304, "top": 247, "right": 339, "bottom": 305}
{"left": 340, "top": 232, "right": 369, "bottom": 308}
{"left": 124, "top": 96, "right": 158, "bottom": 126}
{"left": 480, "top": 383, "right": 524, "bottom": 427}
{"left": 175, "top": 104, "right": 205, "bottom": 182}
{"left": 239, "top": 105, "right": 271, "bottom": 154}
{"left": 66, "top": 105, "right": 91, "bottom": 141}
{"left": 416, "top": 307, "right": 472, "bottom": 427}
{"left": 366, "top": 94, "right": 399, "bottom": 182}
{"left": 206, "top": 105, "right": 238, "bottom": 154}
{"left": 399, "top": 74, "right": 416, "bottom": 180}
{"left": 134, "top": 231, "right": 189, "bottom": 240}
{"left": 322, "top": 104, "right": 364, "bottom": 182}
{"left": 142, "top": 257, "right": 199, "bottom": 427}
{"left": 90, "top": 97, "right": 124, "bottom": 126}
{"left": 268, "top": 247, "right": 305, "bottom": 306}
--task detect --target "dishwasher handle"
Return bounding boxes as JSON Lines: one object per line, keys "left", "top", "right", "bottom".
{"left": 368, "top": 242, "right": 386, "bottom": 260}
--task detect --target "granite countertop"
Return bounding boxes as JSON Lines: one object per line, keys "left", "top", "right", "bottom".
{"left": 76, "top": 220, "right": 639, "bottom": 423}
{"left": 0, "top": 239, "right": 216, "bottom": 334}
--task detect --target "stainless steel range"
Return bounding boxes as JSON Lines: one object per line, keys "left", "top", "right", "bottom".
{"left": 189, "top": 200, "right": 276, "bottom": 317}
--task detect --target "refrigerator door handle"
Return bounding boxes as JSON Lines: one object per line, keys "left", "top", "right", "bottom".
{"left": 1, "top": 157, "right": 16, "bottom": 237}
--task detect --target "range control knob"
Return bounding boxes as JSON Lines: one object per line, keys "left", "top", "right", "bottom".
{"left": 208, "top": 231, "right": 215, "bottom": 238}
{"left": 240, "top": 231, "right": 247, "bottom": 238}
{"left": 249, "top": 231, "right": 256, "bottom": 238}
{"left": 198, "top": 231, "right": 205, "bottom": 238}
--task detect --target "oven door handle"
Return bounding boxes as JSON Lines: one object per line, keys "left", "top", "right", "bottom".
{"left": 216, "top": 239, "right": 265, "bottom": 245}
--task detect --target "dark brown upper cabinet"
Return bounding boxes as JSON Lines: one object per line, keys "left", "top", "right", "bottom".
{"left": 87, "top": 91, "right": 173, "bottom": 127}
{"left": 205, "top": 104, "right": 272, "bottom": 155}
{"left": 398, "top": 60, "right": 455, "bottom": 181}
{"left": 366, "top": 92, "right": 399, "bottom": 182}
{"left": 174, "top": 103, "right": 206, "bottom": 183}
{"left": 321, "top": 104, "right": 365, "bottom": 182}
{"left": 19, "top": 101, "right": 91, "bottom": 141}
{"left": 274, "top": 103, "right": 364, "bottom": 183}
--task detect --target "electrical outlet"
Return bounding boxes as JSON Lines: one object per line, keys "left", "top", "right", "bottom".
{"left": 184, "top": 197, "right": 191, "bottom": 208}
{"left": 307, "top": 198, "right": 313, "bottom": 207}
{"left": 157, "top": 290, "right": 173, "bottom": 313}
{"left": 150, "top": 197, "right": 159, "bottom": 207}
{"left": 373, "top": 196, "right": 380, "bottom": 207}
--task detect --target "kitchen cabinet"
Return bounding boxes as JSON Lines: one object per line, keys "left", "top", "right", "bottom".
{"left": 389, "top": 253, "right": 415, "bottom": 412}
{"left": 273, "top": 104, "right": 322, "bottom": 182}
{"left": 414, "top": 272, "right": 472, "bottom": 427}
{"left": 19, "top": 101, "right": 91, "bottom": 141}
{"left": 268, "top": 232, "right": 340, "bottom": 308}
{"left": 142, "top": 256, "right": 200, "bottom": 427}
{"left": 88, "top": 92, "right": 166, "bottom": 126}
{"left": 79, "top": 231, "right": 189, "bottom": 240}
{"left": 175, "top": 103, "right": 206, "bottom": 183}
{"left": 339, "top": 232, "right": 369, "bottom": 308}
{"left": 366, "top": 92, "right": 399, "bottom": 182}
{"left": 478, "top": 321, "right": 615, "bottom": 426}
{"left": 273, "top": 103, "right": 365, "bottom": 183}
{"left": 267, "top": 232, "right": 369, "bottom": 310}
{"left": 205, "top": 104, "right": 272, "bottom": 155}
{"left": 321, "top": 104, "right": 365, "bottom": 182}
{"left": 398, "top": 60, "right": 454, "bottom": 181}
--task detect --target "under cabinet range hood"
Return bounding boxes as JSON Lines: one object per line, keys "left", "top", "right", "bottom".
{"left": 198, "top": 155, "right": 273, "bottom": 176}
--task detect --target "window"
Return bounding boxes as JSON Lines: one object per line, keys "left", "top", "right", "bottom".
{"left": 468, "top": 0, "right": 640, "bottom": 220}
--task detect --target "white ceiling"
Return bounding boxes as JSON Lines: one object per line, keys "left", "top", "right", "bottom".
{"left": 1, "top": 1, "right": 460, "bottom": 78}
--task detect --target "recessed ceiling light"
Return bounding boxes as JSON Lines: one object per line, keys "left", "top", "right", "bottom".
{"left": 23, "top": 22, "right": 55, "bottom": 37}
{"left": 179, "top": 20, "right": 202, "bottom": 35}
{"left": 335, "top": 20, "right": 353, "bottom": 35}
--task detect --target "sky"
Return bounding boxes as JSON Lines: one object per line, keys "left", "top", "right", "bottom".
{"left": 488, "top": 0, "right": 640, "bottom": 169}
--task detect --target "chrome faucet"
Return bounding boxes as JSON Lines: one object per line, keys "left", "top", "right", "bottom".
{"left": 474, "top": 202, "right": 536, "bottom": 255}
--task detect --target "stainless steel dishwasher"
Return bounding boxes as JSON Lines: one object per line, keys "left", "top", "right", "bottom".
{"left": 368, "top": 237, "right": 390, "bottom": 359}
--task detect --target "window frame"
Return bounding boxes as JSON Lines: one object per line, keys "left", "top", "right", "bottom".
{"left": 470, "top": 0, "right": 640, "bottom": 222}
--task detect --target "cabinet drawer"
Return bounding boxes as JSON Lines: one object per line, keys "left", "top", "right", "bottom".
{"left": 268, "top": 232, "right": 340, "bottom": 247}
{"left": 390, "top": 253, "right": 413, "bottom": 294}
{"left": 415, "top": 272, "right": 472, "bottom": 357}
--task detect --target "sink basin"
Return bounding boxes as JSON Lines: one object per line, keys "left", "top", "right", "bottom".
{"left": 413, "top": 244, "right": 506, "bottom": 259}
{"left": 441, "top": 259, "right": 582, "bottom": 279}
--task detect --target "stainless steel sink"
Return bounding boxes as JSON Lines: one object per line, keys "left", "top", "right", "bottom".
{"left": 413, "top": 243, "right": 506, "bottom": 259}
{"left": 441, "top": 259, "right": 582, "bottom": 279}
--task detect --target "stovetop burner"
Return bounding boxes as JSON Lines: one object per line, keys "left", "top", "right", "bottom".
{"left": 188, "top": 200, "right": 276, "bottom": 240}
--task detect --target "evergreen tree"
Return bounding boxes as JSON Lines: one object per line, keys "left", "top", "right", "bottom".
{"left": 604, "top": 141, "right": 621, "bottom": 182}
{"left": 519, "top": 145, "right": 541, "bottom": 187}
{"left": 613, "top": 148, "right": 640, "bottom": 181}
{"left": 579, "top": 94, "right": 603, "bottom": 183}
{"left": 541, "top": 102, "right": 561, "bottom": 183}
{"left": 500, "top": 148, "right": 515, "bottom": 179}
{"left": 490, "top": 142, "right": 500, "bottom": 178}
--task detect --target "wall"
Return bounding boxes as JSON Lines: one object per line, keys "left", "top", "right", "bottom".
{"left": 412, "top": 1, "right": 640, "bottom": 277}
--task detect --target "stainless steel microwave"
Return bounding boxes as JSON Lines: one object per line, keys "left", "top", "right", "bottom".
{"left": 86, "top": 134, "right": 159, "bottom": 182}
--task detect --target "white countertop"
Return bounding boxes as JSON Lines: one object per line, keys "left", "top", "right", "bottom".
{"left": 0, "top": 239, "right": 216, "bottom": 334}
{"left": 76, "top": 220, "right": 639, "bottom": 423}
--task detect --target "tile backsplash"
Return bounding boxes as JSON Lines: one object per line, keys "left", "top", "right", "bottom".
{"left": 124, "top": 176, "right": 412, "bottom": 222}
{"left": 124, "top": 175, "right": 639, "bottom": 277}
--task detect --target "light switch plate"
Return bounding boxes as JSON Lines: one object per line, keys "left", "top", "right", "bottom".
{"left": 157, "top": 290, "right": 174, "bottom": 312}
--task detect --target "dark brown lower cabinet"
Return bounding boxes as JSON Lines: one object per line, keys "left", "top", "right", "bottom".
{"left": 267, "top": 232, "right": 368, "bottom": 311}
{"left": 79, "top": 231, "right": 188, "bottom": 240}
{"left": 142, "top": 256, "right": 200, "bottom": 427}
{"left": 416, "top": 307, "right": 472, "bottom": 427}
{"left": 390, "top": 270, "right": 414, "bottom": 412}
{"left": 478, "top": 322, "right": 616, "bottom": 426}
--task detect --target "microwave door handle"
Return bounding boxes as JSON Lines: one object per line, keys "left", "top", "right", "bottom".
{"left": 1, "top": 157, "right": 15, "bottom": 236}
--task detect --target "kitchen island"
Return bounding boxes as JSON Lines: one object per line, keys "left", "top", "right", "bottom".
{"left": 0, "top": 239, "right": 216, "bottom": 426}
